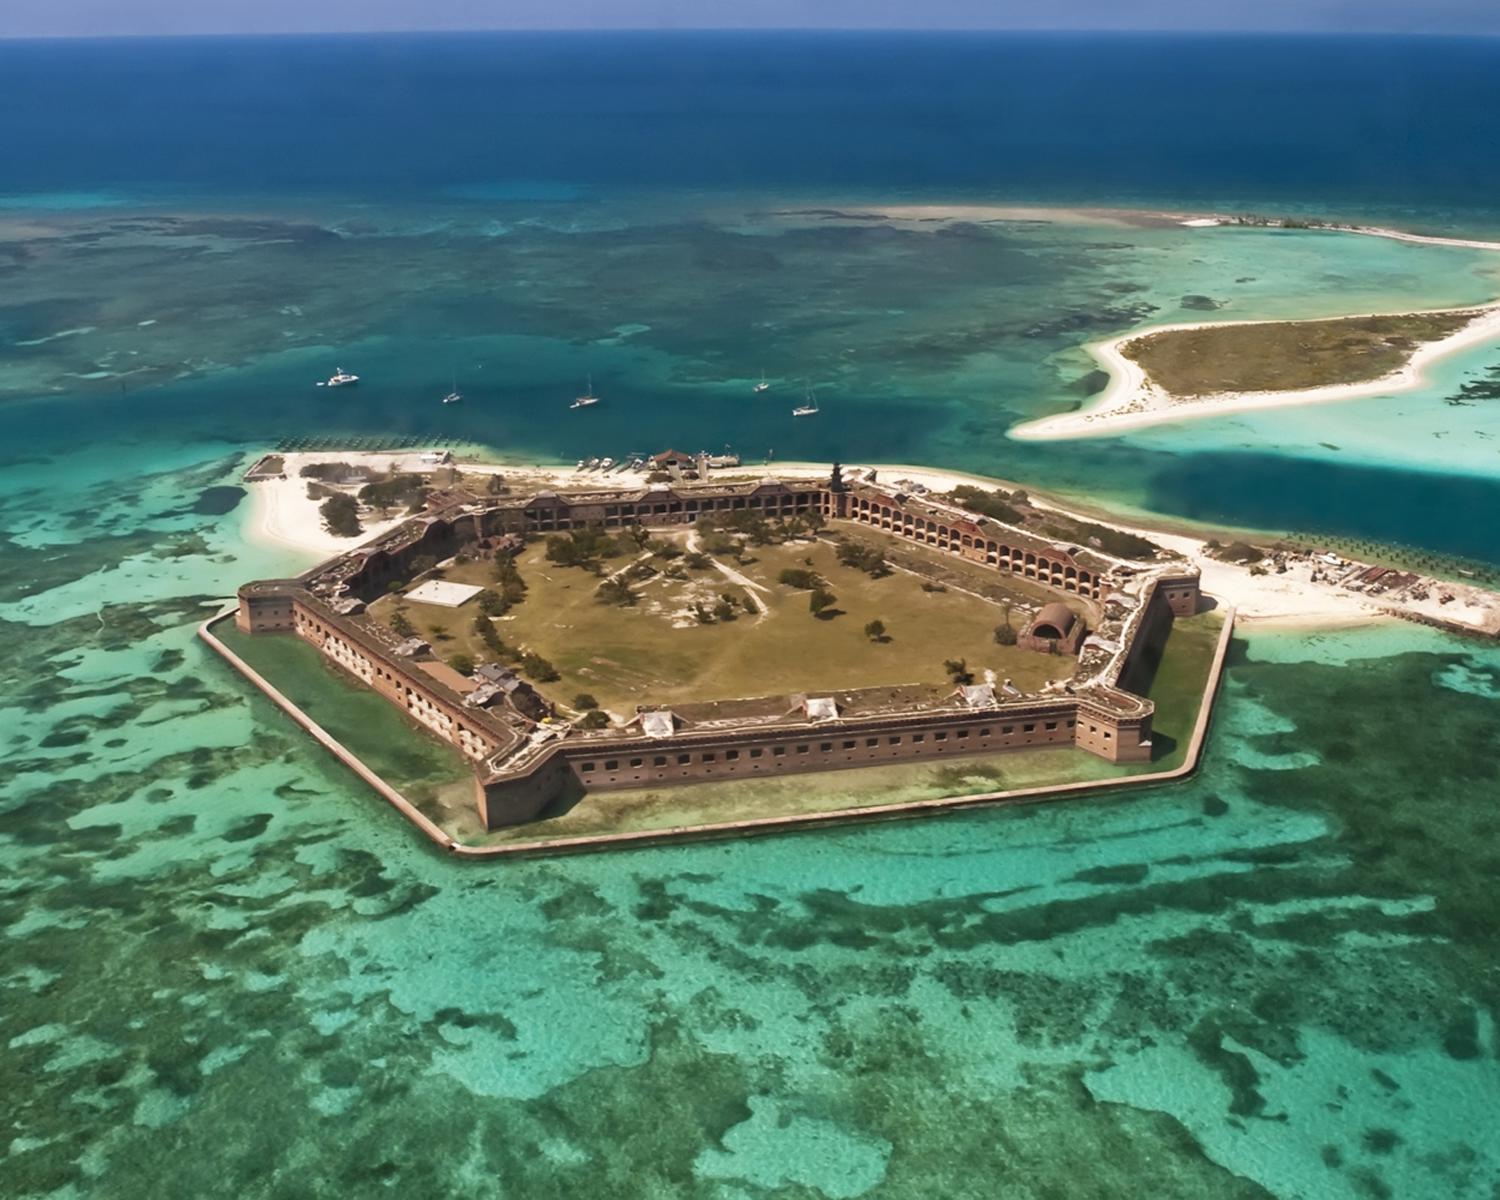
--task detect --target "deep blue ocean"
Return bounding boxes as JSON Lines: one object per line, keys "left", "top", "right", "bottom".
{"left": 3, "top": 31, "right": 1500, "bottom": 211}
{"left": 5, "top": 33, "right": 1500, "bottom": 566}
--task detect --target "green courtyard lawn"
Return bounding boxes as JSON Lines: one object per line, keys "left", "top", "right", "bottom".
{"left": 368, "top": 532, "right": 1081, "bottom": 714}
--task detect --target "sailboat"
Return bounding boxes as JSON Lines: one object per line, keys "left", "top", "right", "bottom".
{"left": 442, "top": 368, "right": 462, "bottom": 405}
{"left": 792, "top": 382, "right": 819, "bottom": 418}
{"left": 571, "top": 374, "right": 600, "bottom": 409}
{"left": 754, "top": 369, "right": 770, "bottom": 394}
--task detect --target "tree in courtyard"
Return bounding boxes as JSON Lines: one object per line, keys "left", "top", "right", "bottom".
{"left": 477, "top": 588, "right": 508, "bottom": 616}
{"left": 994, "top": 603, "right": 1017, "bottom": 646}
{"left": 864, "top": 619, "right": 887, "bottom": 642}
{"left": 809, "top": 588, "right": 837, "bottom": 618}
{"left": 574, "top": 693, "right": 599, "bottom": 711}
{"left": 579, "top": 710, "right": 610, "bottom": 730}
{"left": 520, "top": 652, "right": 560, "bottom": 682}
{"left": 319, "top": 492, "right": 362, "bottom": 538}
{"left": 448, "top": 653, "right": 476, "bottom": 676}
{"left": 944, "top": 658, "right": 974, "bottom": 685}
{"left": 596, "top": 577, "right": 637, "bottom": 607}
{"left": 389, "top": 610, "right": 415, "bottom": 638}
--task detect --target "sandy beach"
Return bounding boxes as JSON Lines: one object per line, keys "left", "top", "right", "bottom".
{"left": 244, "top": 450, "right": 1500, "bottom": 633}
{"left": 1009, "top": 302, "right": 1500, "bottom": 441}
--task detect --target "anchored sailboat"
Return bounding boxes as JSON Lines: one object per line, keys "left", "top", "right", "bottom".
{"left": 792, "top": 382, "right": 819, "bottom": 417}
{"left": 571, "top": 374, "right": 600, "bottom": 409}
{"left": 754, "top": 369, "right": 770, "bottom": 394}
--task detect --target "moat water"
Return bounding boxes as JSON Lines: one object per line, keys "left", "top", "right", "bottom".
{"left": 4, "top": 31, "right": 1500, "bottom": 1200}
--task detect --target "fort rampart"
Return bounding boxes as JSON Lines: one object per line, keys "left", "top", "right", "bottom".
{"left": 221, "top": 471, "right": 1203, "bottom": 834}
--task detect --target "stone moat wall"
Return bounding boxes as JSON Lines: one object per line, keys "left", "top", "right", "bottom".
{"left": 232, "top": 477, "right": 1199, "bottom": 831}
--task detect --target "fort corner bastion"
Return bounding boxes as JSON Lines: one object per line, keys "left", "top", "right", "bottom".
{"left": 213, "top": 466, "right": 1207, "bottom": 844}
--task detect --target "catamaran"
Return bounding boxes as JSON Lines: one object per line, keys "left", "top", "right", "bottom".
{"left": 319, "top": 368, "right": 359, "bottom": 388}
{"left": 754, "top": 370, "right": 770, "bottom": 394}
{"left": 792, "top": 383, "right": 819, "bottom": 418}
{"left": 571, "top": 375, "right": 600, "bottom": 409}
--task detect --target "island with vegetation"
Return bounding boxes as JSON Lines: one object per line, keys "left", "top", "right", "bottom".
{"left": 207, "top": 454, "right": 1239, "bottom": 854}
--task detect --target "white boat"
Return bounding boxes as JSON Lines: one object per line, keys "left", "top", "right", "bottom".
{"left": 441, "top": 369, "right": 461, "bottom": 405}
{"left": 319, "top": 367, "right": 359, "bottom": 388}
{"left": 571, "top": 374, "right": 600, "bottom": 409}
{"left": 600, "top": 457, "right": 615, "bottom": 470}
{"left": 754, "top": 370, "right": 770, "bottom": 394}
{"left": 575, "top": 459, "right": 587, "bottom": 469}
{"left": 792, "top": 383, "right": 819, "bottom": 418}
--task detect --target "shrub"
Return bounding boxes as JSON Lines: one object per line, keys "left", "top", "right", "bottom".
{"left": 579, "top": 709, "right": 610, "bottom": 730}
{"left": 809, "top": 588, "right": 837, "bottom": 617}
{"left": 741, "top": 594, "right": 759, "bottom": 616}
{"left": 994, "top": 623, "right": 1018, "bottom": 646}
{"left": 574, "top": 692, "right": 599, "bottom": 710}
{"left": 389, "top": 611, "right": 415, "bottom": 638}
{"left": 477, "top": 588, "right": 508, "bottom": 616}
{"left": 358, "top": 473, "right": 426, "bottom": 510}
{"left": 837, "top": 540, "right": 889, "bottom": 577}
{"left": 520, "top": 652, "right": 560, "bottom": 682}
{"left": 778, "top": 568, "right": 822, "bottom": 590}
{"left": 713, "top": 595, "right": 738, "bottom": 622}
{"left": 684, "top": 552, "right": 712, "bottom": 571}
{"left": 944, "top": 658, "right": 974, "bottom": 685}
{"left": 864, "top": 619, "right": 887, "bottom": 641}
{"left": 319, "top": 493, "right": 362, "bottom": 538}
{"left": 596, "top": 577, "right": 637, "bottom": 606}
{"left": 448, "top": 653, "right": 475, "bottom": 676}
{"left": 949, "top": 485, "right": 1024, "bottom": 525}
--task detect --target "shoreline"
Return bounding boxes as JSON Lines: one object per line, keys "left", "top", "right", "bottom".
{"left": 1009, "top": 302, "right": 1500, "bottom": 442}
{"left": 243, "top": 451, "right": 1500, "bottom": 632}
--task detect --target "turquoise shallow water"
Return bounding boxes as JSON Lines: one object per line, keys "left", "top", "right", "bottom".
{"left": 2, "top": 440, "right": 1499, "bottom": 1197}
{"left": 5, "top": 32, "right": 1500, "bottom": 1195}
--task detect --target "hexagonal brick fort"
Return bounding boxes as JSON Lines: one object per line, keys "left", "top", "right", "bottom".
{"left": 229, "top": 466, "right": 1200, "bottom": 830}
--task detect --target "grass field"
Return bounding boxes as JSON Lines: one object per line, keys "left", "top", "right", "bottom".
{"left": 369, "top": 532, "right": 1080, "bottom": 713}
{"left": 1124, "top": 309, "right": 1477, "bottom": 397}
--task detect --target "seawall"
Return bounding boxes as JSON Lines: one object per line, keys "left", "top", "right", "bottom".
{"left": 197, "top": 606, "right": 1236, "bottom": 860}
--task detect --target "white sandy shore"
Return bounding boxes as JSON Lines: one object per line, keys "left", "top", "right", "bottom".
{"left": 244, "top": 451, "right": 418, "bottom": 560}
{"left": 1173, "top": 214, "right": 1500, "bottom": 254}
{"left": 1010, "top": 302, "right": 1500, "bottom": 441}
{"left": 241, "top": 450, "right": 1500, "bottom": 631}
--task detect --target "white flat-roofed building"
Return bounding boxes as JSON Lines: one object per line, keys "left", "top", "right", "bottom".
{"left": 405, "top": 580, "right": 484, "bottom": 608}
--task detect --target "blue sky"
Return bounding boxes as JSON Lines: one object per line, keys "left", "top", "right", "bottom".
{"left": 3, "top": 1, "right": 1496, "bottom": 39}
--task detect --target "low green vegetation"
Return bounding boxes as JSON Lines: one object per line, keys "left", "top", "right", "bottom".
{"left": 1206, "top": 539, "right": 1265, "bottom": 564}
{"left": 942, "top": 484, "right": 1160, "bottom": 560}
{"left": 319, "top": 492, "right": 361, "bottom": 537}
{"left": 1124, "top": 309, "right": 1477, "bottom": 397}
{"left": 371, "top": 533, "right": 1079, "bottom": 714}
{"left": 358, "top": 472, "right": 427, "bottom": 513}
